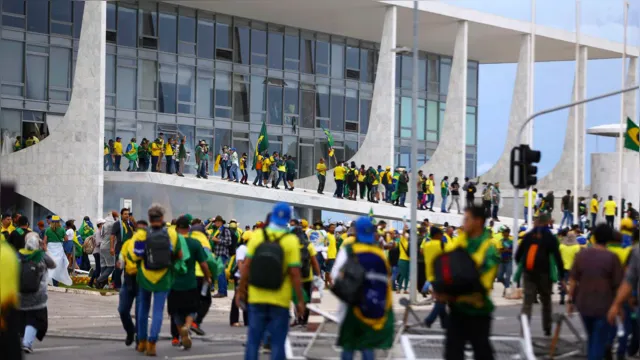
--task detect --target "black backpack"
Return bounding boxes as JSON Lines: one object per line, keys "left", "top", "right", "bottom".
{"left": 432, "top": 247, "right": 485, "bottom": 297}
{"left": 20, "top": 257, "right": 43, "bottom": 293}
{"left": 249, "top": 229, "right": 285, "bottom": 290}
{"left": 144, "top": 228, "right": 173, "bottom": 270}
{"left": 331, "top": 245, "right": 365, "bottom": 305}
{"left": 293, "top": 227, "right": 312, "bottom": 278}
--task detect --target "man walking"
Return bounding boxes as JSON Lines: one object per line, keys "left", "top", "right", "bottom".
{"left": 590, "top": 194, "right": 599, "bottom": 226}
{"left": 211, "top": 216, "right": 234, "bottom": 298}
{"left": 195, "top": 141, "right": 208, "bottom": 179}
{"left": 463, "top": 177, "right": 477, "bottom": 208}
{"left": 448, "top": 177, "right": 461, "bottom": 214}
{"left": 491, "top": 183, "right": 501, "bottom": 222}
{"left": 113, "top": 137, "right": 123, "bottom": 171}
{"left": 440, "top": 176, "right": 450, "bottom": 213}
{"left": 560, "top": 190, "right": 574, "bottom": 228}
{"left": 333, "top": 161, "right": 346, "bottom": 199}
{"left": 604, "top": 195, "right": 617, "bottom": 228}
{"left": 110, "top": 208, "right": 134, "bottom": 290}
{"left": 425, "top": 174, "right": 435, "bottom": 211}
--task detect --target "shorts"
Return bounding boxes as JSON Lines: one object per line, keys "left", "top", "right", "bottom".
{"left": 167, "top": 288, "right": 200, "bottom": 316}
{"left": 286, "top": 173, "right": 295, "bottom": 182}
{"left": 325, "top": 259, "right": 335, "bottom": 273}
{"left": 263, "top": 171, "right": 269, "bottom": 180}
{"left": 63, "top": 241, "right": 74, "bottom": 254}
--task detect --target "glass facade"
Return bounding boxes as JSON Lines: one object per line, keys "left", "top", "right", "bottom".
{"left": 0, "top": 0, "right": 479, "bottom": 178}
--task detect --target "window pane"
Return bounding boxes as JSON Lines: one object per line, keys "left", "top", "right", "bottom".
{"left": 346, "top": 93, "right": 357, "bottom": 122}
{"left": 49, "top": 47, "right": 70, "bottom": 88}
{"left": 197, "top": 19, "right": 214, "bottom": 59}
{"left": 233, "top": 80, "right": 249, "bottom": 122}
{"left": 216, "top": 23, "right": 230, "bottom": 49}
{"left": 3, "top": 0, "right": 24, "bottom": 14}
{"left": 73, "top": 1, "right": 84, "bottom": 38}
{"left": 0, "top": 109, "right": 21, "bottom": 138}
{"left": 466, "top": 109, "right": 476, "bottom": 145}
{"left": 330, "top": 94, "right": 344, "bottom": 131}
{"left": 417, "top": 104, "right": 425, "bottom": 141}
{"left": 178, "top": 66, "right": 194, "bottom": 104}
{"left": 359, "top": 98, "right": 371, "bottom": 134}
{"left": 117, "top": 66, "right": 136, "bottom": 109}
{"left": 346, "top": 46, "right": 359, "bottom": 69}
{"left": 26, "top": 0, "right": 48, "bottom": 33}
{"left": 268, "top": 85, "right": 283, "bottom": 125}
{"left": 0, "top": 40, "right": 24, "bottom": 84}
{"left": 345, "top": 140, "right": 358, "bottom": 160}
{"left": 284, "top": 87, "right": 298, "bottom": 115}
{"left": 251, "top": 29, "right": 266, "bottom": 66}
{"left": 117, "top": 6, "right": 136, "bottom": 47}
{"left": 196, "top": 76, "right": 213, "bottom": 117}
{"left": 51, "top": 0, "right": 72, "bottom": 22}
{"left": 299, "top": 145, "right": 314, "bottom": 178}
{"left": 438, "top": 102, "right": 445, "bottom": 139}
{"left": 159, "top": 12, "right": 177, "bottom": 53}
{"left": 214, "top": 128, "right": 231, "bottom": 152}
{"left": 316, "top": 41, "right": 329, "bottom": 75}
{"left": 316, "top": 90, "right": 329, "bottom": 118}
{"left": 250, "top": 76, "right": 266, "bottom": 123}
{"left": 427, "top": 100, "right": 438, "bottom": 131}
{"left": 284, "top": 35, "right": 299, "bottom": 71}
{"left": 139, "top": 60, "right": 157, "bottom": 99}
{"left": 467, "top": 63, "right": 478, "bottom": 99}
{"left": 106, "top": 3, "right": 116, "bottom": 30}
{"left": 268, "top": 32, "right": 283, "bottom": 70}
{"left": 428, "top": 55, "right": 439, "bottom": 92}
{"left": 331, "top": 44, "right": 344, "bottom": 79}
{"left": 179, "top": 13, "right": 195, "bottom": 43}
{"left": 159, "top": 67, "right": 177, "bottom": 114}
{"left": 26, "top": 55, "right": 47, "bottom": 100}
{"left": 234, "top": 25, "right": 249, "bottom": 65}
{"left": 215, "top": 72, "right": 231, "bottom": 107}
{"left": 301, "top": 90, "right": 314, "bottom": 128}
{"left": 419, "top": 58, "right": 427, "bottom": 90}
{"left": 361, "top": 49, "right": 376, "bottom": 83}
{"left": 440, "top": 58, "right": 451, "bottom": 95}
{"left": 300, "top": 38, "right": 314, "bottom": 74}
{"left": 139, "top": 6, "right": 157, "bottom": 37}
{"left": 401, "top": 55, "right": 413, "bottom": 89}
{"left": 106, "top": 54, "right": 115, "bottom": 93}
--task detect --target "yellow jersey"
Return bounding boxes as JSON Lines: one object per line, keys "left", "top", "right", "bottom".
{"left": 334, "top": 166, "right": 346, "bottom": 181}
{"left": 523, "top": 190, "right": 537, "bottom": 208}
{"left": 559, "top": 244, "right": 581, "bottom": 271}
{"left": 326, "top": 233, "right": 337, "bottom": 259}
{"left": 399, "top": 236, "right": 410, "bottom": 261}
{"left": 165, "top": 143, "right": 174, "bottom": 156}
{"left": 425, "top": 179, "right": 435, "bottom": 194}
{"left": 113, "top": 142, "right": 123, "bottom": 155}
{"left": 316, "top": 163, "right": 327, "bottom": 176}
{"left": 590, "top": 198, "right": 599, "bottom": 213}
{"left": 151, "top": 142, "right": 162, "bottom": 157}
{"left": 604, "top": 200, "right": 617, "bottom": 216}
{"left": 423, "top": 239, "right": 446, "bottom": 282}
{"left": 262, "top": 157, "right": 271, "bottom": 172}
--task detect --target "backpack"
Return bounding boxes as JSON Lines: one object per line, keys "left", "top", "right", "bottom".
{"left": 431, "top": 240, "right": 490, "bottom": 297}
{"left": 144, "top": 228, "right": 173, "bottom": 270}
{"left": 381, "top": 171, "right": 389, "bottom": 185}
{"left": 83, "top": 235, "right": 96, "bottom": 254}
{"left": 20, "top": 257, "right": 43, "bottom": 293}
{"left": 331, "top": 245, "right": 365, "bottom": 305}
{"left": 482, "top": 188, "right": 492, "bottom": 201}
{"left": 249, "top": 229, "right": 286, "bottom": 290}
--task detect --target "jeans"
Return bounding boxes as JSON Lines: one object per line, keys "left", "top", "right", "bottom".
{"left": 385, "top": 184, "right": 394, "bottom": 202}
{"left": 591, "top": 213, "right": 597, "bottom": 226}
{"left": 240, "top": 169, "right": 248, "bottom": 183}
{"left": 398, "top": 193, "right": 406, "bottom": 206}
{"left": 318, "top": 174, "right": 326, "bottom": 193}
{"left": 334, "top": 180, "right": 344, "bottom": 198}
{"left": 559, "top": 272, "right": 570, "bottom": 303}
{"left": 245, "top": 304, "right": 290, "bottom": 360}
{"left": 104, "top": 154, "right": 113, "bottom": 171}
{"left": 606, "top": 215, "right": 615, "bottom": 228}
{"left": 425, "top": 301, "right": 448, "bottom": 329}
{"left": 448, "top": 195, "right": 461, "bottom": 213}
{"left": 151, "top": 156, "right": 159, "bottom": 172}
{"left": 114, "top": 155, "right": 122, "bottom": 171}
{"left": 445, "top": 311, "right": 494, "bottom": 360}
{"left": 220, "top": 160, "right": 228, "bottom": 178}
{"left": 230, "top": 278, "right": 249, "bottom": 325}
{"left": 229, "top": 163, "right": 239, "bottom": 181}
{"left": 112, "top": 267, "right": 122, "bottom": 290}
{"left": 560, "top": 210, "right": 574, "bottom": 228}
{"left": 581, "top": 315, "right": 612, "bottom": 360}
{"left": 88, "top": 253, "right": 101, "bottom": 287}
{"left": 275, "top": 171, "right": 288, "bottom": 189}
{"left": 127, "top": 159, "right": 137, "bottom": 171}
{"left": 136, "top": 289, "right": 168, "bottom": 343}
{"left": 253, "top": 169, "right": 263, "bottom": 185}
{"left": 118, "top": 280, "right": 137, "bottom": 336}
{"left": 341, "top": 350, "right": 374, "bottom": 360}
{"left": 195, "top": 277, "right": 212, "bottom": 326}
{"left": 216, "top": 255, "right": 229, "bottom": 296}
{"left": 614, "top": 304, "right": 634, "bottom": 357}
{"left": 441, "top": 195, "right": 448, "bottom": 212}
{"left": 497, "top": 262, "right": 512, "bottom": 289}
{"left": 22, "top": 325, "right": 37, "bottom": 348}
{"left": 165, "top": 155, "right": 173, "bottom": 174}
{"left": 427, "top": 194, "right": 435, "bottom": 210}
{"left": 139, "top": 157, "right": 149, "bottom": 171}
{"left": 524, "top": 206, "right": 529, "bottom": 222}
{"left": 198, "top": 161, "right": 207, "bottom": 178}
{"left": 492, "top": 205, "right": 499, "bottom": 219}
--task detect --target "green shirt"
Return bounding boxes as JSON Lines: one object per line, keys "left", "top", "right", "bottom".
{"left": 45, "top": 227, "right": 66, "bottom": 243}
{"left": 285, "top": 159, "right": 296, "bottom": 175}
{"left": 172, "top": 237, "right": 207, "bottom": 291}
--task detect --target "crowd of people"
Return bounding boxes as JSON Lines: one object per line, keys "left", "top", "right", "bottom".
{"left": 3, "top": 194, "right": 640, "bottom": 359}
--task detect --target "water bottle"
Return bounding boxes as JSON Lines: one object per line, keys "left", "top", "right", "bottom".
{"left": 201, "top": 282, "right": 209, "bottom": 297}
{"left": 617, "top": 317, "right": 625, "bottom": 338}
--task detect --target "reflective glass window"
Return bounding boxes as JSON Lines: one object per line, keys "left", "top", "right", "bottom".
{"left": 139, "top": 59, "right": 157, "bottom": 109}
{"left": 284, "top": 86, "right": 298, "bottom": 115}
{"left": 26, "top": 0, "right": 48, "bottom": 33}
{"left": 106, "top": 3, "right": 116, "bottom": 30}
{"left": 159, "top": 64, "right": 177, "bottom": 114}
{"left": 466, "top": 106, "right": 476, "bottom": 145}
{"left": 159, "top": 12, "right": 177, "bottom": 53}
{"left": 417, "top": 100, "right": 426, "bottom": 140}
{"left": 268, "top": 85, "right": 283, "bottom": 125}
{"left": 215, "top": 128, "right": 231, "bottom": 152}
{"left": 419, "top": 57, "right": 427, "bottom": 90}
{"left": 178, "top": 66, "right": 195, "bottom": 114}
{"left": 438, "top": 102, "right": 445, "bottom": 139}
{"left": 117, "top": 5, "right": 136, "bottom": 47}
{"left": 268, "top": 32, "right": 283, "bottom": 70}
{"left": 234, "top": 25, "right": 250, "bottom": 65}
{"left": 51, "top": 0, "right": 72, "bottom": 22}
{"left": 196, "top": 73, "right": 213, "bottom": 118}
{"left": 426, "top": 100, "right": 438, "bottom": 132}
{"left": 251, "top": 29, "right": 266, "bottom": 66}
{"left": 215, "top": 72, "right": 231, "bottom": 117}
{"left": 49, "top": 47, "right": 71, "bottom": 88}
{"left": 427, "top": 55, "right": 439, "bottom": 93}
{"left": 316, "top": 41, "right": 329, "bottom": 75}
{"left": 139, "top": 4, "right": 158, "bottom": 42}
{"left": 216, "top": 22, "right": 231, "bottom": 49}
{"left": 233, "top": 77, "right": 249, "bottom": 122}
{"left": 400, "top": 97, "right": 411, "bottom": 138}
{"left": 359, "top": 98, "right": 371, "bottom": 134}
{"left": 330, "top": 44, "right": 344, "bottom": 79}
{"left": 26, "top": 55, "right": 47, "bottom": 100}
{"left": 467, "top": 63, "right": 478, "bottom": 99}
{"left": 250, "top": 76, "right": 266, "bottom": 123}
{"left": 346, "top": 47, "right": 359, "bottom": 70}
{"left": 346, "top": 91, "right": 357, "bottom": 122}
{"left": 0, "top": 109, "right": 21, "bottom": 138}
{"left": 401, "top": 55, "right": 412, "bottom": 89}
{"left": 197, "top": 18, "right": 214, "bottom": 59}
{"left": 301, "top": 90, "right": 315, "bottom": 128}
{"left": 345, "top": 140, "right": 358, "bottom": 160}
{"left": 105, "top": 54, "right": 116, "bottom": 96}
{"left": 316, "top": 87, "right": 329, "bottom": 118}
{"left": 284, "top": 34, "right": 299, "bottom": 71}
{"left": 360, "top": 49, "right": 375, "bottom": 83}
{"left": 300, "top": 38, "right": 314, "bottom": 74}
{"left": 0, "top": 40, "right": 24, "bottom": 84}
{"left": 179, "top": 13, "right": 195, "bottom": 43}
{"left": 299, "top": 144, "right": 314, "bottom": 178}
{"left": 440, "top": 58, "right": 451, "bottom": 95}
{"left": 3, "top": 0, "right": 24, "bottom": 14}
{"left": 117, "top": 65, "right": 136, "bottom": 109}
{"left": 330, "top": 94, "right": 344, "bottom": 131}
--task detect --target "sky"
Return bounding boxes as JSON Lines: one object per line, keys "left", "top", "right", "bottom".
{"left": 443, "top": 0, "right": 640, "bottom": 184}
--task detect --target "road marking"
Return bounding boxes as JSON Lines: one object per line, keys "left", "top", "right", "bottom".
{"left": 172, "top": 351, "right": 246, "bottom": 359}
{"left": 49, "top": 315, "right": 119, "bottom": 319}
{"left": 35, "top": 345, "right": 81, "bottom": 352}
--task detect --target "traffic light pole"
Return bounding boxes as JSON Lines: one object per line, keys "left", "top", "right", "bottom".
{"left": 510, "top": 84, "right": 640, "bottom": 292}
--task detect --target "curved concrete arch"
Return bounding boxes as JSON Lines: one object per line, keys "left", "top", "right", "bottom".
{"left": 295, "top": 5, "right": 397, "bottom": 193}
{"left": 0, "top": 2, "right": 105, "bottom": 220}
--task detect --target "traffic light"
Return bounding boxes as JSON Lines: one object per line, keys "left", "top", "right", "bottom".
{"left": 510, "top": 144, "right": 542, "bottom": 189}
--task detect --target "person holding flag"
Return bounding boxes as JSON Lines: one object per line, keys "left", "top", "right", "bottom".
{"left": 252, "top": 122, "right": 269, "bottom": 186}
{"left": 125, "top": 138, "right": 139, "bottom": 171}
{"left": 322, "top": 127, "right": 335, "bottom": 163}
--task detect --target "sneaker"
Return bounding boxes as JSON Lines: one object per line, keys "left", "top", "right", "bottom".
{"left": 262, "top": 343, "right": 272, "bottom": 353}
{"left": 171, "top": 338, "right": 181, "bottom": 347}
{"left": 125, "top": 332, "right": 135, "bottom": 346}
{"left": 22, "top": 346, "right": 33, "bottom": 354}
{"left": 146, "top": 341, "right": 157, "bottom": 356}
{"left": 190, "top": 322, "right": 206, "bottom": 336}
{"left": 180, "top": 326, "right": 192, "bottom": 350}
{"left": 212, "top": 293, "right": 227, "bottom": 298}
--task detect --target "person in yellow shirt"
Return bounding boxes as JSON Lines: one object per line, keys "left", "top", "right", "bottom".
{"left": 425, "top": 174, "right": 435, "bottom": 211}
{"left": 397, "top": 231, "right": 410, "bottom": 294}
{"left": 164, "top": 137, "right": 175, "bottom": 174}
{"left": 261, "top": 152, "right": 271, "bottom": 186}
{"left": 558, "top": 232, "right": 581, "bottom": 304}
{"left": 1, "top": 213, "right": 16, "bottom": 237}
{"left": 590, "top": 194, "right": 600, "bottom": 227}
{"left": 422, "top": 226, "right": 449, "bottom": 328}
{"left": 325, "top": 223, "right": 338, "bottom": 285}
{"left": 357, "top": 165, "right": 366, "bottom": 200}
{"left": 236, "top": 203, "right": 304, "bottom": 359}
{"left": 333, "top": 161, "right": 346, "bottom": 199}
{"left": 150, "top": 138, "right": 162, "bottom": 173}
{"left": 316, "top": 158, "right": 327, "bottom": 195}
{"left": 523, "top": 188, "right": 537, "bottom": 223}
{"left": 113, "top": 137, "right": 123, "bottom": 171}
{"left": 603, "top": 195, "right": 617, "bottom": 228}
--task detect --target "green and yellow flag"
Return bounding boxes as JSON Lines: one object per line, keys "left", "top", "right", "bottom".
{"left": 625, "top": 118, "right": 640, "bottom": 152}
{"left": 322, "top": 127, "right": 334, "bottom": 157}
{"left": 253, "top": 122, "right": 270, "bottom": 170}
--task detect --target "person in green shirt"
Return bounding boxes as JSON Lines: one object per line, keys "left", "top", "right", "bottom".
{"left": 125, "top": 138, "right": 139, "bottom": 172}
{"left": 195, "top": 141, "right": 208, "bottom": 179}
{"left": 285, "top": 155, "right": 296, "bottom": 191}
{"left": 169, "top": 216, "right": 211, "bottom": 349}
{"left": 176, "top": 136, "right": 187, "bottom": 177}
{"left": 138, "top": 138, "right": 150, "bottom": 172}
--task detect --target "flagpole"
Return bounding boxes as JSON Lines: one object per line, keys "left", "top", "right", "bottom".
{"left": 572, "top": 0, "right": 580, "bottom": 227}
{"left": 408, "top": 0, "right": 419, "bottom": 304}
{"left": 617, "top": 0, "right": 628, "bottom": 228}
{"left": 527, "top": 0, "right": 536, "bottom": 226}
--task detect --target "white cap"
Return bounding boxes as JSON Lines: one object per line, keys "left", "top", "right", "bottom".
{"left": 336, "top": 226, "right": 345, "bottom": 233}
{"left": 96, "top": 218, "right": 106, "bottom": 225}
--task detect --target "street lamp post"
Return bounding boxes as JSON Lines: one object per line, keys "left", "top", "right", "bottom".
{"left": 409, "top": 0, "right": 419, "bottom": 304}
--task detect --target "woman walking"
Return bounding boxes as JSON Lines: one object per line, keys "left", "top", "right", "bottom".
{"left": 43, "top": 216, "right": 72, "bottom": 286}
{"left": 88, "top": 219, "right": 106, "bottom": 288}
{"left": 240, "top": 153, "right": 248, "bottom": 184}
{"left": 230, "top": 232, "right": 249, "bottom": 327}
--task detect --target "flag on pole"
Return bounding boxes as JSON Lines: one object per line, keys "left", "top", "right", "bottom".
{"left": 252, "top": 122, "right": 270, "bottom": 169}
{"left": 322, "top": 127, "right": 335, "bottom": 157}
{"left": 368, "top": 207, "right": 375, "bottom": 224}
{"left": 625, "top": 117, "right": 639, "bottom": 152}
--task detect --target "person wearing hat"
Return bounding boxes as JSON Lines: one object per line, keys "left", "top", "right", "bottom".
{"left": 113, "top": 137, "right": 123, "bottom": 171}
{"left": 88, "top": 218, "right": 106, "bottom": 288}
{"left": 331, "top": 216, "right": 394, "bottom": 358}
{"left": 236, "top": 202, "right": 305, "bottom": 360}
{"left": 195, "top": 140, "right": 209, "bottom": 179}
{"left": 495, "top": 226, "right": 514, "bottom": 297}
{"left": 211, "top": 215, "right": 233, "bottom": 298}
{"left": 229, "top": 147, "right": 239, "bottom": 182}
{"left": 43, "top": 215, "right": 73, "bottom": 286}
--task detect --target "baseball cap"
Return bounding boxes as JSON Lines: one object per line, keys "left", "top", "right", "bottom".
{"left": 300, "top": 219, "right": 309, "bottom": 228}
{"left": 270, "top": 202, "right": 291, "bottom": 227}
{"left": 51, "top": 215, "right": 61, "bottom": 222}
{"left": 354, "top": 217, "right": 376, "bottom": 244}
{"left": 96, "top": 218, "right": 106, "bottom": 226}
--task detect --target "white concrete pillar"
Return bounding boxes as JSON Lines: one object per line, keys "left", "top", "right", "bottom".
{"left": 420, "top": 20, "right": 467, "bottom": 179}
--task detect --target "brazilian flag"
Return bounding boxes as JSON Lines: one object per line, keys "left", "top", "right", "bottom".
{"left": 253, "top": 122, "right": 269, "bottom": 170}
{"left": 322, "top": 127, "right": 334, "bottom": 157}
{"left": 625, "top": 118, "right": 640, "bottom": 152}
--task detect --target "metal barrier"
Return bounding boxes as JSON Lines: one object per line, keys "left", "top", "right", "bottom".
{"left": 544, "top": 313, "right": 585, "bottom": 359}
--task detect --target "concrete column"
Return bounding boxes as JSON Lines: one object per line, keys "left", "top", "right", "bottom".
{"left": 478, "top": 34, "right": 531, "bottom": 183}
{"left": 538, "top": 45, "right": 588, "bottom": 191}
{"left": 420, "top": 20, "right": 467, "bottom": 179}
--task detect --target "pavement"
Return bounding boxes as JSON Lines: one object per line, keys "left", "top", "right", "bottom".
{"left": 26, "top": 283, "right": 588, "bottom": 359}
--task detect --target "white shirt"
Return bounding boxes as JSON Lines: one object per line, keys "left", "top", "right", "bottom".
{"left": 65, "top": 229, "right": 74, "bottom": 241}
{"left": 235, "top": 244, "right": 247, "bottom": 278}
